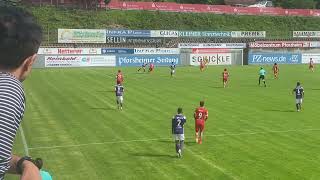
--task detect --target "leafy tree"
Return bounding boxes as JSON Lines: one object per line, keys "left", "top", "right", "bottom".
{"left": 273, "top": 0, "right": 316, "bottom": 9}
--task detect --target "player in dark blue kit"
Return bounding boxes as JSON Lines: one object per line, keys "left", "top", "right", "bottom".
{"left": 292, "top": 82, "right": 304, "bottom": 112}
{"left": 170, "top": 62, "right": 176, "bottom": 77}
{"left": 172, "top": 107, "right": 186, "bottom": 158}
{"left": 115, "top": 84, "right": 124, "bottom": 110}
{"left": 138, "top": 62, "right": 148, "bottom": 72}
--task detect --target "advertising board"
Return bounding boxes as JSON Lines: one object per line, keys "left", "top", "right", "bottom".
{"left": 58, "top": 29, "right": 106, "bottom": 43}
{"left": 45, "top": 56, "right": 116, "bottom": 67}
{"left": 116, "top": 55, "right": 180, "bottom": 66}
{"left": 248, "top": 53, "right": 301, "bottom": 64}
{"left": 190, "top": 53, "right": 232, "bottom": 66}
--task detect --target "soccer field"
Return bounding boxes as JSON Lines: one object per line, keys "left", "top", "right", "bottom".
{"left": 7, "top": 65, "right": 320, "bottom": 180}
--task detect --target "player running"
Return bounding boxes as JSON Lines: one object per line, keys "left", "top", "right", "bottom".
{"left": 292, "top": 82, "right": 304, "bottom": 112}
{"left": 194, "top": 101, "right": 208, "bottom": 144}
{"left": 222, "top": 68, "right": 229, "bottom": 88}
{"left": 170, "top": 62, "right": 176, "bottom": 77}
{"left": 138, "top": 62, "right": 148, "bottom": 72}
{"left": 200, "top": 60, "right": 205, "bottom": 72}
{"left": 115, "top": 84, "right": 124, "bottom": 110}
{"left": 258, "top": 67, "right": 267, "bottom": 87}
{"left": 148, "top": 63, "right": 154, "bottom": 73}
{"left": 172, "top": 107, "right": 186, "bottom": 158}
{"left": 272, "top": 63, "right": 279, "bottom": 79}
{"left": 309, "top": 58, "right": 314, "bottom": 72}
{"left": 116, "top": 70, "right": 124, "bottom": 85}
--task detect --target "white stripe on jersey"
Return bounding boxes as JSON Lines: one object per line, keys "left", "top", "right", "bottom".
{"left": 0, "top": 73, "right": 25, "bottom": 177}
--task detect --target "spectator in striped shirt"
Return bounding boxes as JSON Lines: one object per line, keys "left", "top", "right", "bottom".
{"left": 0, "top": 6, "right": 42, "bottom": 180}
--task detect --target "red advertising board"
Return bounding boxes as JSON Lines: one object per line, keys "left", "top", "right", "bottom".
{"left": 258, "top": 7, "right": 285, "bottom": 16}
{"left": 285, "top": 9, "right": 311, "bottom": 16}
{"left": 106, "top": 0, "right": 320, "bottom": 17}
{"left": 233, "top": 7, "right": 260, "bottom": 15}
{"left": 206, "top": 5, "right": 233, "bottom": 14}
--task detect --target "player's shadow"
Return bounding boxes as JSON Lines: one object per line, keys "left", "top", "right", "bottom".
{"left": 130, "top": 153, "right": 176, "bottom": 158}
{"left": 265, "top": 109, "right": 296, "bottom": 113}
{"left": 90, "top": 107, "right": 115, "bottom": 111}
{"left": 96, "top": 90, "right": 114, "bottom": 93}
{"left": 210, "top": 86, "right": 224, "bottom": 89}
{"left": 158, "top": 140, "right": 197, "bottom": 147}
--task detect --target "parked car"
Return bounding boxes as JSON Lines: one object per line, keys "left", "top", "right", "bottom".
{"left": 248, "top": 1, "right": 273, "bottom": 7}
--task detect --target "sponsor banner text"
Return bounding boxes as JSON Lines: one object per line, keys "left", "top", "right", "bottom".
{"left": 248, "top": 53, "right": 301, "bottom": 64}
{"left": 116, "top": 55, "right": 180, "bottom": 66}
{"left": 190, "top": 53, "right": 232, "bottom": 66}
{"left": 58, "top": 29, "right": 106, "bottom": 43}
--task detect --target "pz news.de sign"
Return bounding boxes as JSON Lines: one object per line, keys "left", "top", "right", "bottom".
{"left": 116, "top": 55, "right": 180, "bottom": 66}
{"left": 248, "top": 53, "right": 302, "bottom": 64}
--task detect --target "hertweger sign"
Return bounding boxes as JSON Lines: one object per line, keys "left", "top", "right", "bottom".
{"left": 38, "top": 48, "right": 101, "bottom": 55}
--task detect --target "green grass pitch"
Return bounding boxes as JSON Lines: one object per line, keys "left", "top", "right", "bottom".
{"left": 6, "top": 65, "right": 320, "bottom": 180}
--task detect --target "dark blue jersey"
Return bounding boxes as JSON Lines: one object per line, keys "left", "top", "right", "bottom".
{"left": 172, "top": 114, "right": 186, "bottom": 134}
{"left": 115, "top": 85, "right": 124, "bottom": 96}
{"left": 293, "top": 86, "right": 304, "bottom": 99}
{"left": 170, "top": 64, "right": 176, "bottom": 70}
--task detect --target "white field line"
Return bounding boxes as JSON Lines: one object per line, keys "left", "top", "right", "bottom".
{"left": 28, "top": 128, "right": 320, "bottom": 150}
{"left": 185, "top": 147, "right": 239, "bottom": 180}
{"left": 19, "top": 125, "right": 30, "bottom": 156}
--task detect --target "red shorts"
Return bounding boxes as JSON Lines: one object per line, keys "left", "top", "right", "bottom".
{"left": 117, "top": 80, "right": 122, "bottom": 84}
{"left": 195, "top": 119, "right": 205, "bottom": 132}
{"left": 149, "top": 68, "right": 154, "bottom": 71}
{"left": 223, "top": 78, "right": 228, "bottom": 82}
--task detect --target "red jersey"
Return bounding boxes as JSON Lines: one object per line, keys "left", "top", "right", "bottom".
{"left": 194, "top": 107, "right": 208, "bottom": 121}
{"left": 200, "top": 61, "right": 205, "bottom": 67}
{"left": 223, "top": 71, "right": 229, "bottom": 79}
{"left": 273, "top": 65, "right": 279, "bottom": 73}
{"left": 150, "top": 63, "right": 154, "bottom": 69}
{"left": 116, "top": 73, "right": 123, "bottom": 84}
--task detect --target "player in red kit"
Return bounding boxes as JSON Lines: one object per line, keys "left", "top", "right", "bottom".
{"left": 222, "top": 68, "right": 229, "bottom": 88}
{"left": 272, "top": 63, "right": 279, "bottom": 79}
{"left": 116, "top": 70, "right": 124, "bottom": 85}
{"left": 200, "top": 60, "right": 205, "bottom": 72}
{"left": 309, "top": 58, "right": 315, "bottom": 72}
{"left": 194, "top": 101, "right": 208, "bottom": 144}
{"left": 148, "top": 63, "right": 154, "bottom": 73}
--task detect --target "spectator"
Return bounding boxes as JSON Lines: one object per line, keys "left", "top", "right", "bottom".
{"left": 0, "top": 6, "right": 42, "bottom": 180}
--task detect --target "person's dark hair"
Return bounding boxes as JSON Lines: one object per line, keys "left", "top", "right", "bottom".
{"left": 34, "top": 158, "right": 43, "bottom": 170}
{"left": 297, "top": 82, "right": 300, "bottom": 86}
{"left": 0, "top": 6, "right": 42, "bottom": 69}
{"left": 200, "top": 101, "right": 205, "bottom": 107}
{"left": 177, "top": 107, "right": 182, "bottom": 114}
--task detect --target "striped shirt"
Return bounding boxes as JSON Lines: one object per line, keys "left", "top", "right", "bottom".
{"left": 0, "top": 72, "right": 25, "bottom": 179}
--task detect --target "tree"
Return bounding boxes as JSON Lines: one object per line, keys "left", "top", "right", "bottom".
{"left": 274, "top": 0, "right": 316, "bottom": 9}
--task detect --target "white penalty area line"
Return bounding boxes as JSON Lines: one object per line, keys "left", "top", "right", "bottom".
{"left": 19, "top": 125, "right": 30, "bottom": 156}
{"left": 28, "top": 128, "right": 320, "bottom": 150}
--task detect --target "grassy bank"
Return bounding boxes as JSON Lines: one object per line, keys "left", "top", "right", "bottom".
{"left": 26, "top": 6, "right": 320, "bottom": 42}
